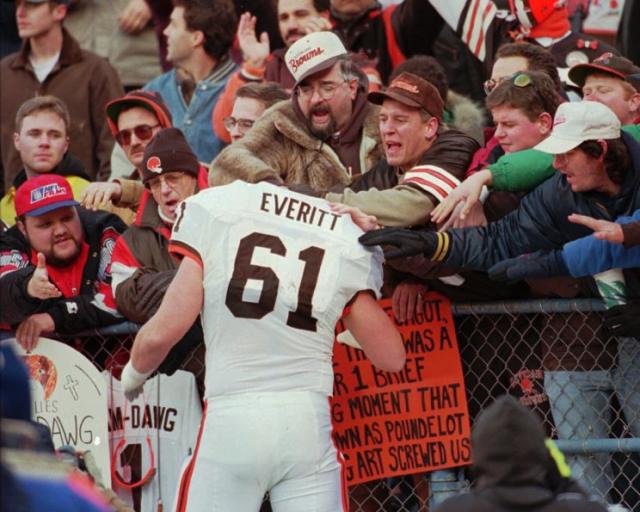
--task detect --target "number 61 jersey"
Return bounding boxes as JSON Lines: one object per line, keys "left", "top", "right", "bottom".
{"left": 169, "top": 181, "right": 383, "bottom": 399}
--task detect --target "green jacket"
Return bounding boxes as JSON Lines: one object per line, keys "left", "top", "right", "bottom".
{"left": 488, "top": 124, "right": 640, "bottom": 192}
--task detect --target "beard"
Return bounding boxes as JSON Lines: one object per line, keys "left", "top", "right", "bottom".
{"left": 44, "top": 236, "right": 84, "bottom": 267}
{"left": 285, "top": 29, "right": 306, "bottom": 45}
{"left": 306, "top": 104, "right": 337, "bottom": 140}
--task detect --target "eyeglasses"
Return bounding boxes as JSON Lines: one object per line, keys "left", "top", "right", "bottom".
{"left": 483, "top": 77, "right": 504, "bottom": 95}
{"left": 115, "top": 123, "right": 160, "bottom": 146}
{"left": 297, "top": 80, "right": 347, "bottom": 101}
{"left": 148, "top": 171, "right": 186, "bottom": 191}
{"left": 223, "top": 116, "right": 255, "bottom": 133}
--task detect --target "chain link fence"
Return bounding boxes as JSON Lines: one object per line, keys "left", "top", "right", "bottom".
{"left": 58, "top": 298, "right": 639, "bottom": 511}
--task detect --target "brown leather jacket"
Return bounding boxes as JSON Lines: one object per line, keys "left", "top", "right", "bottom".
{"left": 1, "top": 29, "right": 124, "bottom": 191}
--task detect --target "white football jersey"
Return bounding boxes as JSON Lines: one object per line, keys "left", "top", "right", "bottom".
{"left": 169, "top": 181, "right": 383, "bottom": 398}
{"left": 105, "top": 370, "right": 202, "bottom": 512}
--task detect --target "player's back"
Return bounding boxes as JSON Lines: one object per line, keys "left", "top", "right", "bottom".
{"left": 169, "top": 181, "right": 383, "bottom": 398}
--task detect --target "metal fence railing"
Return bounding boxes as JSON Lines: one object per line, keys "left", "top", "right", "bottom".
{"left": 51, "top": 298, "right": 639, "bottom": 511}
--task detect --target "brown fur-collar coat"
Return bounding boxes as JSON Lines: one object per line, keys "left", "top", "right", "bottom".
{"left": 209, "top": 100, "right": 382, "bottom": 191}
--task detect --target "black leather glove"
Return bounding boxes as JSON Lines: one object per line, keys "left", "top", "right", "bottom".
{"left": 359, "top": 228, "right": 449, "bottom": 260}
{"left": 488, "top": 250, "right": 570, "bottom": 281}
{"left": 604, "top": 302, "right": 640, "bottom": 337}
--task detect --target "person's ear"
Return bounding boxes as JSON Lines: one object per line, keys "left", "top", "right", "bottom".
{"left": 17, "top": 218, "right": 27, "bottom": 237}
{"left": 598, "top": 139, "right": 608, "bottom": 160}
{"left": 52, "top": 3, "right": 67, "bottom": 22}
{"left": 192, "top": 30, "right": 204, "bottom": 49}
{"left": 537, "top": 112, "right": 553, "bottom": 136}
{"left": 425, "top": 117, "right": 439, "bottom": 140}
{"left": 13, "top": 132, "right": 20, "bottom": 152}
{"left": 629, "top": 92, "right": 640, "bottom": 115}
{"left": 348, "top": 78, "right": 358, "bottom": 101}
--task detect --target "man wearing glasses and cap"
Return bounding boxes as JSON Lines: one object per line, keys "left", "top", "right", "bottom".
{"left": 108, "top": 127, "right": 208, "bottom": 373}
{"left": 211, "top": 31, "right": 478, "bottom": 228}
{"left": 80, "top": 90, "right": 173, "bottom": 213}
{"left": 211, "top": 31, "right": 380, "bottom": 191}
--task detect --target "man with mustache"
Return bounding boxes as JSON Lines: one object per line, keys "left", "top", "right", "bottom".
{"left": 211, "top": 32, "right": 382, "bottom": 194}
{"left": 0, "top": 174, "right": 125, "bottom": 351}
{"left": 108, "top": 128, "right": 208, "bottom": 373}
{"left": 79, "top": 89, "right": 173, "bottom": 214}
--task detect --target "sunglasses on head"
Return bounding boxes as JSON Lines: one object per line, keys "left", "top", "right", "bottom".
{"left": 115, "top": 124, "right": 160, "bottom": 146}
{"left": 484, "top": 71, "right": 535, "bottom": 95}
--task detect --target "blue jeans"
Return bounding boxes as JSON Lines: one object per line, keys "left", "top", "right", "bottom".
{"left": 545, "top": 336, "right": 640, "bottom": 502}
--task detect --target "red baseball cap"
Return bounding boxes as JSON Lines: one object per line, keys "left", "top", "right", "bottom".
{"left": 15, "top": 174, "right": 79, "bottom": 217}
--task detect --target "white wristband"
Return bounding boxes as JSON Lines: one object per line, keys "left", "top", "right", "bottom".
{"left": 121, "top": 361, "right": 152, "bottom": 391}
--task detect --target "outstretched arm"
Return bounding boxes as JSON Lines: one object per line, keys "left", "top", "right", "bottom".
{"left": 122, "top": 257, "right": 203, "bottom": 398}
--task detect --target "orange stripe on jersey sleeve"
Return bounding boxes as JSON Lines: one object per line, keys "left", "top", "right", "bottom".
{"left": 169, "top": 241, "right": 204, "bottom": 269}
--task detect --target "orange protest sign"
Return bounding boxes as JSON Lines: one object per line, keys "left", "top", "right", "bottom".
{"left": 331, "top": 293, "right": 471, "bottom": 485}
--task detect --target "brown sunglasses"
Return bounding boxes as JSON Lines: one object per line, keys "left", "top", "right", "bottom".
{"left": 115, "top": 124, "right": 160, "bottom": 146}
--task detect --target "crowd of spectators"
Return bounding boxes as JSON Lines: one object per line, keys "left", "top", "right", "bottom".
{"left": 2, "top": 0, "right": 640, "bottom": 510}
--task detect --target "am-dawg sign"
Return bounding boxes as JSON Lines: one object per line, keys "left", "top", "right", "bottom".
{"left": 10, "top": 337, "right": 111, "bottom": 487}
{"left": 331, "top": 294, "right": 471, "bottom": 486}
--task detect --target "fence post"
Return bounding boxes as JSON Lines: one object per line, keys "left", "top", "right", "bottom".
{"left": 428, "top": 468, "right": 467, "bottom": 508}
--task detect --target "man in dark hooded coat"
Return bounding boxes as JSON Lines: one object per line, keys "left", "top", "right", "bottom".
{"left": 434, "top": 395, "right": 610, "bottom": 512}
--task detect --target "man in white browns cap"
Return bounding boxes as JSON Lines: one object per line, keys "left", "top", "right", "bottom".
{"left": 210, "top": 30, "right": 384, "bottom": 191}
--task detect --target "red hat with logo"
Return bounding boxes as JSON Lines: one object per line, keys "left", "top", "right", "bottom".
{"left": 15, "top": 174, "right": 79, "bottom": 217}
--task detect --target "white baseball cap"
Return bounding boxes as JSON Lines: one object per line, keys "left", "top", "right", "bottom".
{"left": 285, "top": 31, "right": 347, "bottom": 86}
{"left": 534, "top": 101, "right": 621, "bottom": 154}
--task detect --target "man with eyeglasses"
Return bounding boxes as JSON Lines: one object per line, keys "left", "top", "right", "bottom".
{"left": 80, "top": 90, "right": 173, "bottom": 215}
{"left": 109, "top": 127, "right": 208, "bottom": 374}
{"left": 482, "top": 42, "right": 562, "bottom": 97}
{"left": 211, "top": 32, "right": 381, "bottom": 192}
{"left": 224, "top": 82, "right": 289, "bottom": 143}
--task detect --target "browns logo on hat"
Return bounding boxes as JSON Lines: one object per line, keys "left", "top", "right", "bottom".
{"left": 146, "top": 156, "right": 163, "bottom": 174}
{"left": 568, "top": 53, "right": 640, "bottom": 92}
{"left": 368, "top": 72, "right": 445, "bottom": 121}
{"left": 15, "top": 174, "right": 79, "bottom": 218}
{"left": 141, "top": 128, "right": 199, "bottom": 185}
{"left": 285, "top": 31, "right": 348, "bottom": 86}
